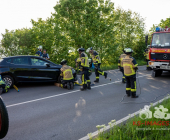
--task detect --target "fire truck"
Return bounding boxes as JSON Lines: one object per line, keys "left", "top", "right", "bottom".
{"left": 147, "top": 27, "right": 170, "bottom": 77}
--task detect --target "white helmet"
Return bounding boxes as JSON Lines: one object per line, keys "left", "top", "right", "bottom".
{"left": 86, "top": 47, "right": 93, "bottom": 53}
{"left": 38, "top": 45, "right": 43, "bottom": 49}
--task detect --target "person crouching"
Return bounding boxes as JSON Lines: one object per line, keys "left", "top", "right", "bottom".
{"left": 60, "top": 60, "right": 74, "bottom": 90}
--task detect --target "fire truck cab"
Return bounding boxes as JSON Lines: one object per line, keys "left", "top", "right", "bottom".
{"left": 148, "top": 27, "right": 170, "bottom": 77}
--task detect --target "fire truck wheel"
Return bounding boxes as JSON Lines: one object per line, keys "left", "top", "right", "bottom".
{"left": 0, "top": 97, "right": 9, "bottom": 139}
{"left": 152, "top": 70, "right": 162, "bottom": 77}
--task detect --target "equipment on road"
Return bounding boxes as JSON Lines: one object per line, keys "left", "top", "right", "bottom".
{"left": 13, "top": 85, "right": 19, "bottom": 92}
{"left": 0, "top": 97, "right": 9, "bottom": 139}
{"left": 147, "top": 27, "right": 170, "bottom": 77}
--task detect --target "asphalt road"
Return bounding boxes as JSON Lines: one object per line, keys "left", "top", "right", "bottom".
{"left": 1, "top": 66, "right": 170, "bottom": 140}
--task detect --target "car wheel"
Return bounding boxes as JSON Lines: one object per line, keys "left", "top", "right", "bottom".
{"left": 2, "top": 75, "right": 14, "bottom": 88}
{"left": 152, "top": 70, "right": 162, "bottom": 77}
{"left": 0, "top": 97, "right": 9, "bottom": 139}
{"left": 0, "top": 88, "right": 2, "bottom": 95}
{"left": 58, "top": 76, "right": 62, "bottom": 83}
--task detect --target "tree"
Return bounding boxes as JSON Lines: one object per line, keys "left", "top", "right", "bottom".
{"left": 53, "top": 0, "right": 119, "bottom": 65}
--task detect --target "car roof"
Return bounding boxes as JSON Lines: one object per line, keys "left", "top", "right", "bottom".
{"left": 3, "top": 55, "right": 39, "bottom": 59}
{"left": 3, "top": 55, "right": 59, "bottom": 66}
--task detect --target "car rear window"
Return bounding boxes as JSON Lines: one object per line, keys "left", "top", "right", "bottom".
{"left": 13, "top": 57, "right": 29, "bottom": 65}
{"left": 0, "top": 59, "right": 3, "bottom": 63}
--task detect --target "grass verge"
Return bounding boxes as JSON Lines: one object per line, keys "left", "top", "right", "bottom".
{"left": 100, "top": 59, "right": 146, "bottom": 71}
{"left": 88, "top": 95, "right": 170, "bottom": 140}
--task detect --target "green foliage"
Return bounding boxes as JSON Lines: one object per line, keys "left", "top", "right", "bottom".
{"left": 0, "top": 0, "right": 146, "bottom": 67}
{"left": 159, "top": 18, "right": 170, "bottom": 28}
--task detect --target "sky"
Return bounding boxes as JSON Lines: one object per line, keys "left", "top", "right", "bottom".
{"left": 0, "top": 0, "right": 170, "bottom": 40}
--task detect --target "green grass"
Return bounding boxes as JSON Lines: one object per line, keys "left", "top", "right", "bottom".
{"left": 90, "top": 96, "right": 170, "bottom": 140}
{"left": 100, "top": 59, "right": 146, "bottom": 71}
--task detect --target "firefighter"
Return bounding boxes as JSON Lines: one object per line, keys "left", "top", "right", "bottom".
{"left": 122, "top": 48, "right": 138, "bottom": 98}
{"left": 86, "top": 47, "right": 107, "bottom": 83}
{"left": 0, "top": 75, "right": 10, "bottom": 94}
{"left": 144, "top": 45, "right": 151, "bottom": 70}
{"left": 78, "top": 48, "right": 91, "bottom": 91}
{"left": 35, "top": 45, "right": 43, "bottom": 57}
{"left": 60, "top": 60, "right": 74, "bottom": 90}
{"left": 75, "top": 54, "right": 81, "bottom": 74}
{"left": 118, "top": 48, "right": 127, "bottom": 83}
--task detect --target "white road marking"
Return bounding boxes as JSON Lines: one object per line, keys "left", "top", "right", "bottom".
{"left": 6, "top": 74, "right": 150, "bottom": 108}
{"left": 79, "top": 95, "right": 170, "bottom": 140}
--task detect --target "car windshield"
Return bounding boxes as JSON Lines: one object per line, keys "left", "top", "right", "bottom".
{"left": 152, "top": 33, "right": 170, "bottom": 48}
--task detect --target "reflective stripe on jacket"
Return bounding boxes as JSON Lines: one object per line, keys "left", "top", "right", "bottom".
{"left": 91, "top": 51, "right": 101, "bottom": 64}
{"left": 144, "top": 49, "right": 149, "bottom": 60}
{"left": 60, "top": 65, "right": 73, "bottom": 80}
{"left": 80, "top": 52, "right": 89, "bottom": 68}
{"left": 122, "top": 55, "right": 138, "bottom": 76}
{"left": 118, "top": 53, "right": 126, "bottom": 67}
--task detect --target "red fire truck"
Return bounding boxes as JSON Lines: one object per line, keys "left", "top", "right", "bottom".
{"left": 148, "top": 27, "right": 170, "bottom": 77}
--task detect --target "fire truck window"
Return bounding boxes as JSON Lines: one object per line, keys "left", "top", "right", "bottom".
{"left": 152, "top": 33, "right": 170, "bottom": 47}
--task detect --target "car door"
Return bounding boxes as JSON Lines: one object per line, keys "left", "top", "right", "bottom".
{"left": 30, "top": 57, "right": 60, "bottom": 82}
{"left": 10, "top": 57, "right": 32, "bottom": 81}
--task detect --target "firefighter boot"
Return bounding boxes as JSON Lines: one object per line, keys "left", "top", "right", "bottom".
{"left": 94, "top": 79, "right": 99, "bottom": 83}
{"left": 67, "top": 82, "right": 70, "bottom": 90}
{"left": 80, "top": 84, "right": 87, "bottom": 91}
{"left": 104, "top": 72, "right": 107, "bottom": 79}
{"left": 70, "top": 82, "right": 74, "bottom": 89}
{"left": 131, "top": 92, "right": 138, "bottom": 98}
{"left": 126, "top": 90, "right": 131, "bottom": 97}
{"left": 87, "top": 82, "right": 91, "bottom": 90}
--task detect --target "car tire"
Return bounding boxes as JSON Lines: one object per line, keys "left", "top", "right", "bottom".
{"left": 2, "top": 75, "right": 14, "bottom": 88}
{"left": 0, "top": 97, "right": 9, "bottom": 139}
{"left": 0, "top": 88, "right": 2, "bottom": 95}
{"left": 152, "top": 70, "right": 162, "bottom": 77}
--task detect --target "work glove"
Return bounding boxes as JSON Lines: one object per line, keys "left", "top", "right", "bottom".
{"left": 134, "top": 67, "right": 138, "bottom": 72}
{"left": 118, "top": 66, "right": 121, "bottom": 70}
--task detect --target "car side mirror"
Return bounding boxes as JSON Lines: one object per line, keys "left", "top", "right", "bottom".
{"left": 46, "top": 63, "right": 50, "bottom": 67}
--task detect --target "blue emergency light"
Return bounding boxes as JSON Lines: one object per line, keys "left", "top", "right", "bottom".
{"left": 156, "top": 27, "right": 160, "bottom": 32}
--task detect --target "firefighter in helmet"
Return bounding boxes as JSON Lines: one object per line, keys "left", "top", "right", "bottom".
{"left": 75, "top": 54, "right": 81, "bottom": 74}
{"left": 60, "top": 60, "right": 74, "bottom": 90}
{"left": 122, "top": 48, "right": 138, "bottom": 98}
{"left": 86, "top": 47, "right": 107, "bottom": 83}
{"left": 35, "top": 45, "right": 43, "bottom": 57}
{"left": 0, "top": 75, "right": 10, "bottom": 94}
{"left": 144, "top": 45, "right": 151, "bottom": 70}
{"left": 78, "top": 48, "right": 91, "bottom": 91}
{"left": 118, "top": 48, "right": 127, "bottom": 83}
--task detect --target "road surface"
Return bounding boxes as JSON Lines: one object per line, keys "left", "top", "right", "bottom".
{"left": 1, "top": 66, "right": 170, "bottom": 140}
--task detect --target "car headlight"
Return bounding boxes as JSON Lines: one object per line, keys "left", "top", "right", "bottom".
{"left": 149, "top": 62, "right": 154, "bottom": 65}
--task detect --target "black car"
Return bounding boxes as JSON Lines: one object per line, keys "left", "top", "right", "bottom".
{"left": 0, "top": 56, "right": 77, "bottom": 87}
